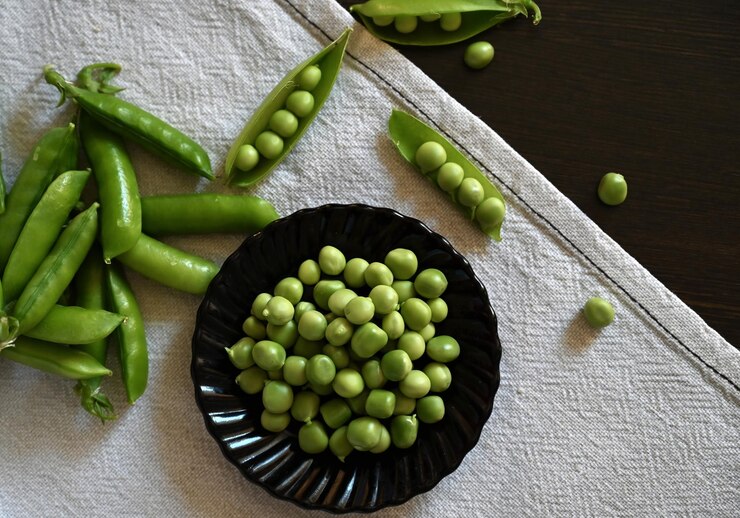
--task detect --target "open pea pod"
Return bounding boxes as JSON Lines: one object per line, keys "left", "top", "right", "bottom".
{"left": 225, "top": 28, "right": 352, "bottom": 187}
{"left": 351, "top": 0, "right": 541, "bottom": 46}
{"left": 388, "top": 109, "right": 506, "bottom": 241}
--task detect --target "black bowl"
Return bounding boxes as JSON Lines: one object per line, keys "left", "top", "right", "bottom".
{"left": 191, "top": 204, "right": 501, "bottom": 513}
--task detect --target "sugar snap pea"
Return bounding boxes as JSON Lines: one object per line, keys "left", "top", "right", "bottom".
{"left": 0, "top": 151, "right": 6, "bottom": 215}
{"left": 140, "top": 194, "right": 279, "bottom": 235}
{"left": 351, "top": 0, "right": 541, "bottom": 46}
{"left": 12, "top": 203, "right": 99, "bottom": 334}
{"left": 79, "top": 111, "right": 141, "bottom": 262}
{"left": 23, "top": 304, "right": 123, "bottom": 345}
{"left": 2, "top": 170, "right": 90, "bottom": 302}
{"left": 388, "top": 109, "right": 506, "bottom": 240}
{"left": 225, "top": 28, "right": 351, "bottom": 186}
{"left": 116, "top": 234, "right": 219, "bottom": 295}
{"left": 43, "top": 66, "right": 214, "bottom": 181}
{"left": 0, "top": 336, "right": 112, "bottom": 380}
{"left": 0, "top": 123, "right": 78, "bottom": 270}
{"left": 105, "top": 263, "right": 148, "bottom": 404}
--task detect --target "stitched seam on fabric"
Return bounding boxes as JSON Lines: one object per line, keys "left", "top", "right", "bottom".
{"left": 278, "top": 0, "right": 739, "bottom": 394}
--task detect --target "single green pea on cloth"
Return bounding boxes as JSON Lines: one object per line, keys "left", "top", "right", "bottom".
{"left": 0, "top": 1, "right": 737, "bottom": 517}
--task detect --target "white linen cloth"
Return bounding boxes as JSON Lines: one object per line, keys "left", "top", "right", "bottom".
{"left": 0, "top": 1, "right": 737, "bottom": 516}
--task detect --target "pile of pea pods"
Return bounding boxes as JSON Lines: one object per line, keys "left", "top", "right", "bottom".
{"left": 0, "top": 63, "right": 279, "bottom": 421}
{"left": 227, "top": 245, "right": 459, "bottom": 459}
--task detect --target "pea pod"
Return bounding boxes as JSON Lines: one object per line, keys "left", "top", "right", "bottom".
{"left": 225, "top": 28, "right": 351, "bottom": 186}
{"left": 117, "top": 234, "right": 218, "bottom": 295}
{"left": 43, "top": 66, "right": 214, "bottom": 181}
{"left": 105, "top": 263, "right": 147, "bottom": 404}
{"left": 388, "top": 109, "right": 506, "bottom": 240}
{"left": 140, "top": 194, "right": 278, "bottom": 235}
{"left": 2, "top": 170, "right": 90, "bottom": 302}
{"left": 0, "top": 123, "right": 78, "bottom": 270}
{"left": 0, "top": 336, "right": 112, "bottom": 380}
{"left": 12, "top": 203, "right": 99, "bottom": 334}
{"left": 23, "top": 304, "right": 123, "bottom": 345}
{"left": 79, "top": 111, "right": 142, "bottom": 261}
{"left": 0, "top": 151, "right": 6, "bottom": 215}
{"left": 351, "top": 0, "right": 541, "bottom": 46}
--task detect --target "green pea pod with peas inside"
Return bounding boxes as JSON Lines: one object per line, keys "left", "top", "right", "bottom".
{"left": 23, "top": 304, "right": 123, "bottom": 345}
{"left": 0, "top": 335, "right": 111, "bottom": 380}
{"left": 116, "top": 234, "right": 219, "bottom": 295}
{"left": 140, "top": 194, "right": 278, "bottom": 235}
{"left": 43, "top": 66, "right": 214, "bottom": 181}
{"left": 225, "top": 28, "right": 352, "bottom": 187}
{"left": 12, "top": 203, "right": 99, "bottom": 334}
{"left": 0, "top": 123, "right": 79, "bottom": 270}
{"left": 105, "top": 262, "right": 148, "bottom": 404}
{"left": 350, "top": 0, "right": 541, "bottom": 46}
{"left": 2, "top": 170, "right": 91, "bottom": 303}
{"left": 388, "top": 109, "right": 506, "bottom": 240}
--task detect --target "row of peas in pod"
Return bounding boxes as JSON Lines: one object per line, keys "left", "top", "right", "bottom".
{"left": 225, "top": 245, "right": 460, "bottom": 460}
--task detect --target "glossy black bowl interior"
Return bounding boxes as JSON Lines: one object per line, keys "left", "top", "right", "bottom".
{"left": 191, "top": 204, "right": 501, "bottom": 513}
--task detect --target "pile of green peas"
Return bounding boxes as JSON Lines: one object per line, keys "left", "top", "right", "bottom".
{"left": 234, "top": 65, "right": 323, "bottom": 173}
{"left": 226, "top": 245, "right": 461, "bottom": 460}
{"left": 372, "top": 12, "right": 463, "bottom": 34}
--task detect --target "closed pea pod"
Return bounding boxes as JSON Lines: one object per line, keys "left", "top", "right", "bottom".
{"left": 0, "top": 336, "right": 112, "bottom": 380}
{"left": 23, "top": 305, "right": 123, "bottom": 345}
{"left": 0, "top": 151, "right": 5, "bottom": 215}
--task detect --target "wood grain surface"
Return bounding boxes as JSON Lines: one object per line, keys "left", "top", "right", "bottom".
{"left": 337, "top": 0, "right": 740, "bottom": 347}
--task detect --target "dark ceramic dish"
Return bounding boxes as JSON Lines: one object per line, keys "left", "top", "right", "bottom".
{"left": 191, "top": 204, "right": 501, "bottom": 513}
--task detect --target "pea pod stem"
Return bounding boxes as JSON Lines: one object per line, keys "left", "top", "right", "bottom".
{"left": 0, "top": 336, "right": 112, "bottom": 380}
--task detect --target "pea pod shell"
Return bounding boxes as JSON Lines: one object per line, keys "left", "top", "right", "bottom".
{"left": 0, "top": 336, "right": 112, "bottom": 380}
{"left": 12, "top": 203, "right": 99, "bottom": 334}
{"left": 23, "top": 305, "right": 123, "bottom": 345}
{"left": 225, "top": 28, "right": 352, "bottom": 187}
{"left": 351, "top": 0, "right": 541, "bottom": 46}
{"left": 388, "top": 109, "right": 505, "bottom": 240}
{"left": 2, "top": 170, "right": 91, "bottom": 302}
{"left": 140, "top": 194, "right": 279, "bottom": 235}
{"left": 0, "top": 124, "right": 79, "bottom": 269}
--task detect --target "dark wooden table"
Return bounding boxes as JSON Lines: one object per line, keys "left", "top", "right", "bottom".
{"left": 338, "top": 0, "right": 740, "bottom": 347}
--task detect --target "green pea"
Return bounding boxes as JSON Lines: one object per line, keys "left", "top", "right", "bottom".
{"left": 458, "top": 177, "right": 485, "bottom": 207}
{"left": 383, "top": 248, "right": 418, "bottom": 280}
{"left": 436, "top": 162, "right": 465, "bottom": 192}
{"left": 298, "top": 65, "right": 322, "bottom": 91}
{"left": 298, "top": 259, "right": 321, "bottom": 285}
{"left": 329, "top": 426, "right": 354, "bottom": 461}
{"left": 347, "top": 417, "right": 383, "bottom": 451}
{"left": 424, "top": 362, "right": 452, "bottom": 392}
{"left": 268, "top": 109, "right": 299, "bottom": 138}
{"left": 426, "top": 335, "right": 460, "bottom": 363}
{"left": 325, "top": 317, "right": 354, "bottom": 347}
{"left": 365, "top": 389, "right": 395, "bottom": 419}
{"left": 364, "top": 262, "right": 394, "bottom": 288}
{"left": 305, "top": 354, "right": 336, "bottom": 386}
{"left": 346, "top": 388, "right": 370, "bottom": 415}
{"left": 369, "top": 425, "right": 391, "bottom": 454}
{"left": 283, "top": 355, "right": 308, "bottom": 386}
{"left": 360, "top": 359, "right": 387, "bottom": 389}
{"left": 310, "top": 382, "right": 334, "bottom": 396}
{"left": 293, "top": 337, "right": 324, "bottom": 358}
{"left": 392, "top": 389, "right": 416, "bottom": 415}
{"left": 262, "top": 380, "right": 293, "bottom": 413}
{"left": 392, "top": 280, "right": 416, "bottom": 303}
{"left": 262, "top": 296, "right": 294, "bottom": 326}
{"left": 381, "top": 311, "right": 405, "bottom": 340}
{"left": 251, "top": 293, "right": 272, "bottom": 320}
{"left": 399, "top": 370, "right": 431, "bottom": 399}
{"left": 419, "top": 322, "right": 436, "bottom": 342}
{"left": 372, "top": 15, "right": 394, "bottom": 27}
{"left": 598, "top": 172, "right": 628, "bottom": 206}
{"left": 350, "top": 322, "right": 388, "bottom": 359}
{"left": 427, "top": 298, "right": 448, "bottom": 323}
{"left": 464, "top": 41, "right": 495, "bottom": 69}
{"left": 252, "top": 340, "right": 287, "bottom": 371}
{"left": 298, "top": 310, "right": 327, "bottom": 341}
{"left": 235, "top": 366, "right": 267, "bottom": 394}
{"left": 268, "top": 369, "right": 283, "bottom": 381}
{"left": 298, "top": 421, "right": 328, "bottom": 454}
{"left": 367, "top": 285, "right": 397, "bottom": 316}
{"left": 323, "top": 344, "right": 350, "bottom": 369}
{"left": 274, "top": 277, "right": 303, "bottom": 305}
{"left": 343, "top": 258, "right": 369, "bottom": 288}
{"left": 294, "top": 301, "right": 316, "bottom": 323}
{"left": 286, "top": 90, "right": 315, "bottom": 118}
{"left": 225, "top": 337, "right": 255, "bottom": 370}
{"left": 440, "top": 12, "right": 462, "bottom": 31}
{"left": 400, "top": 298, "right": 432, "bottom": 331}
{"left": 332, "top": 368, "right": 365, "bottom": 398}
{"left": 391, "top": 415, "right": 418, "bottom": 449}
{"left": 254, "top": 131, "right": 284, "bottom": 160}
{"left": 235, "top": 144, "right": 259, "bottom": 172}
{"left": 414, "top": 268, "right": 448, "bottom": 299}
{"left": 344, "top": 296, "right": 375, "bottom": 325}
{"left": 584, "top": 297, "right": 615, "bottom": 328}
{"left": 321, "top": 399, "right": 353, "bottom": 429}
{"left": 266, "top": 320, "right": 298, "bottom": 348}
{"left": 415, "top": 141, "right": 447, "bottom": 173}
{"left": 397, "top": 331, "right": 425, "bottom": 360}
{"left": 242, "top": 316, "right": 266, "bottom": 340}
{"left": 313, "top": 280, "right": 346, "bottom": 310}
{"left": 394, "top": 15, "right": 418, "bottom": 34}
{"left": 328, "top": 288, "right": 357, "bottom": 316}
{"left": 380, "top": 349, "right": 412, "bottom": 381}
{"left": 291, "top": 390, "right": 320, "bottom": 423}
{"left": 417, "top": 395, "right": 445, "bottom": 423}
{"left": 261, "top": 410, "right": 290, "bottom": 432}
{"left": 420, "top": 13, "right": 441, "bottom": 22}
{"left": 475, "top": 197, "right": 506, "bottom": 231}
{"left": 318, "top": 245, "right": 346, "bottom": 275}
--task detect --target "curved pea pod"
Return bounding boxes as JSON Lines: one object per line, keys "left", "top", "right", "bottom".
{"left": 388, "top": 109, "right": 506, "bottom": 241}
{"left": 0, "top": 123, "right": 79, "bottom": 270}
{"left": 0, "top": 151, "right": 6, "bottom": 215}
{"left": 2, "top": 170, "right": 91, "bottom": 302}
{"left": 350, "top": 0, "right": 541, "bottom": 46}
{"left": 140, "top": 194, "right": 279, "bottom": 235}
{"left": 12, "top": 203, "right": 99, "bottom": 334}
{"left": 43, "top": 66, "right": 214, "bottom": 181}
{"left": 0, "top": 336, "right": 112, "bottom": 380}
{"left": 225, "top": 28, "right": 352, "bottom": 187}
{"left": 23, "top": 305, "right": 123, "bottom": 345}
